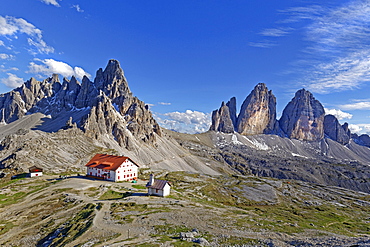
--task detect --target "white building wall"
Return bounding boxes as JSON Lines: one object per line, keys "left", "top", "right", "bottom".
{"left": 162, "top": 183, "right": 171, "bottom": 197}
{"left": 115, "top": 160, "right": 138, "bottom": 182}
{"left": 87, "top": 159, "right": 138, "bottom": 182}
{"left": 148, "top": 183, "right": 171, "bottom": 197}
{"left": 30, "top": 172, "right": 43, "bottom": 177}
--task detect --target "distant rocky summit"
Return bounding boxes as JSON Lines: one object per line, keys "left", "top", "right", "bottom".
{"left": 210, "top": 83, "right": 279, "bottom": 135}
{"left": 279, "top": 89, "right": 325, "bottom": 141}
{"left": 0, "top": 59, "right": 161, "bottom": 149}
{"left": 323, "top": 115, "right": 350, "bottom": 145}
{"left": 210, "top": 84, "right": 370, "bottom": 147}
{"left": 210, "top": 98, "right": 236, "bottom": 133}
{"left": 237, "top": 83, "right": 278, "bottom": 135}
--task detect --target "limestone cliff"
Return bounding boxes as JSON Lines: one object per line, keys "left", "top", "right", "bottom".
{"left": 0, "top": 59, "right": 161, "bottom": 149}
{"left": 236, "top": 83, "right": 277, "bottom": 135}
{"left": 210, "top": 100, "right": 235, "bottom": 133}
{"left": 279, "top": 89, "right": 325, "bottom": 141}
{"left": 323, "top": 115, "right": 350, "bottom": 145}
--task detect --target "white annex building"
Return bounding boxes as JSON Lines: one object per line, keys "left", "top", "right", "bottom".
{"left": 29, "top": 166, "right": 43, "bottom": 177}
{"left": 85, "top": 154, "right": 139, "bottom": 182}
{"left": 146, "top": 174, "right": 171, "bottom": 197}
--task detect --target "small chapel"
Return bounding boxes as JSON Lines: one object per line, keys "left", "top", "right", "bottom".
{"left": 146, "top": 174, "right": 171, "bottom": 197}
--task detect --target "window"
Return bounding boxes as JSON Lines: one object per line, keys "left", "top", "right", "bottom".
{"left": 118, "top": 176, "right": 120, "bottom": 180}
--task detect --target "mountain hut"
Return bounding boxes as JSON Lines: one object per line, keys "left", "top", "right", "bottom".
{"left": 29, "top": 166, "right": 43, "bottom": 177}
{"left": 85, "top": 154, "right": 139, "bottom": 182}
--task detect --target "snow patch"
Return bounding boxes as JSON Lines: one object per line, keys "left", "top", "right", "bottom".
{"left": 231, "top": 134, "right": 244, "bottom": 145}
{"left": 243, "top": 136, "right": 269, "bottom": 150}
{"left": 292, "top": 153, "right": 308, "bottom": 159}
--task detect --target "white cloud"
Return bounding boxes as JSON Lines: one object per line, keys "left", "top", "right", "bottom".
{"left": 340, "top": 100, "right": 370, "bottom": 110}
{"left": 73, "top": 66, "right": 89, "bottom": 79}
{"left": 279, "top": 5, "right": 324, "bottom": 23}
{"left": 300, "top": 1, "right": 370, "bottom": 93}
{"left": 158, "top": 102, "right": 171, "bottom": 105}
{"left": 0, "top": 65, "right": 18, "bottom": 72}
{"left": 0, "top": 53, "right": 15, "bottom": 60}
{"left": 155, "top": 110, "right": 212, "bottom": 134}
{"left": 324, "top": 108, "right": 353, "bottom": 120}
{"left": 27, "top": 38, "right": 54, "bottom": 54}
{"left": 248, "top": 40, "right": 277, "bottom": 48}
{"left": 0, "top": 15, "right": 54, "bottom": 54}
{"left": 0, "top": 40, "right": 4, "bottom": 46}
{"left": 28, "top": 58, "right": 91, "bottom": 80}
{"left": 260, "top": 28, "right": 291, "bottom": 37}
{"left": 0, "top": 73, "right": 24, "bottom": 88}
{"left": 256, "top": 1, "right": 370, "bottom": 93}
{"left": 305, "top": 50, "right": 370, "bottom": 93}
{"left": 72, "top": 4, "right": 84, "bottom": 12}
{"left": 349, "top": 123, "right": 370, "bottom": 134}
{"left": 0, "top": 16, "right": 19, "bottom": 36}
{"left": 40, "top": 0, "right": 61, "bottom": 7}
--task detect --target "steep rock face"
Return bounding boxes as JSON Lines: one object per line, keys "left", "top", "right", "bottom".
{"left": 323, "top": 115, "right": 350, "bottom": 145}
{"left": 237, "top": 83, "right": 277, "bottom": 135}
{"left": 0, "top": 59, "right": 161, "bottom": 149}
{"left": 352, "top": 133, "right": 370, "bottom": 147}
{"left": 342, "top": 122, "right": 351, "bottom": 138}
{"left": 210, "top": 100, "right": 235, "bottom": 133}
{"left": 226, "top": 97, "right": 237, "bottom": 128}
{"left": 279, "top": 89, "right": 325, "bottom": 141}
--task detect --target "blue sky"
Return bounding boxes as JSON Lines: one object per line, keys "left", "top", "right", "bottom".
{"left": 1, "top": 0, "right": 370, "bottom": 134}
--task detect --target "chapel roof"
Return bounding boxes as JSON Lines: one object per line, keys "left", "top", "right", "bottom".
{"left": 146, "top": 179, "right": 170, "bottom": 190}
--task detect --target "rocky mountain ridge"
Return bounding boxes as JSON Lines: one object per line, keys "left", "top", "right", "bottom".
{"left": 211, "top": 82, "right": 367, "bottom": 146}
{"left": 0, "top": 60, "right": 223, "bottom": 178}
{"left": 0, "top": 60, "right": 369, "bottom": 195}
{"left": 0, "top": 59, "right": 160, "bottom": 149}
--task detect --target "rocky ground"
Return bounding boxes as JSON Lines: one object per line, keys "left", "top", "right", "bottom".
{"left": 0, "top": 170, "right": 369, "bottom": 246}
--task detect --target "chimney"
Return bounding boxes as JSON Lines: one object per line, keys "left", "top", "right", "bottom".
{"left": 148, "top": 174, "right": 154, "bottom": 186}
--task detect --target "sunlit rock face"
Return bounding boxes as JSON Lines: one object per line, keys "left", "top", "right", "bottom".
{"left": 236, "top": 83, "right": 278, "bottom": 135}
{"left": 279, "top": 89, "right": 325, "bottom": 141}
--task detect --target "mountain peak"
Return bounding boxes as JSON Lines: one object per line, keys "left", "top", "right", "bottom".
{"left": 104, "top": 59, "right": 124, "bottom": 77}
{"left": 280, "top": 88, "right": 325, "bottom": 141}
{"left": 236, "top": 83, "right": 277, "bottom": 135}
{"left": 0, "top": 60, "right": 161, "bottom": 149}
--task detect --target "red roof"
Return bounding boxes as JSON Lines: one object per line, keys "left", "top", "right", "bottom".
{"left": 85, "top": 154, "right": 139, "bottom": 171}
{"left": 29, "top": 166, "right": 43, "bottom": 173}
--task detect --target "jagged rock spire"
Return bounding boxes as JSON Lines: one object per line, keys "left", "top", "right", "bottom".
{"left": 237, "top": 83, "right": 277, "bottom": 135}
{"left": 210, "top": 100, "right": 235, "bottom": 133}
{"left": 323, "top": 115, "right": 350, "bottom": 145}
{"left": 0, "top": 59, "right": 161, "bottom": 149}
